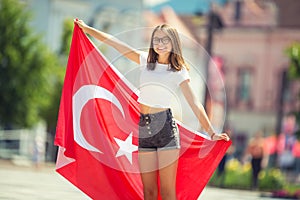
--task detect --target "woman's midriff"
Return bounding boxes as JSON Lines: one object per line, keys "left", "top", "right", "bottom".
{"left": 139, "top": 104, "right": 168, "bottom": 114}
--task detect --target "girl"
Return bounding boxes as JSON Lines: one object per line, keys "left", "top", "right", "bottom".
{"left": 75, "top": 19, "right": 229, "bottom": 200}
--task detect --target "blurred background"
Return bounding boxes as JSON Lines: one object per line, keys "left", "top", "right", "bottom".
{"left": 1, "top": 0, "right": 300, "bottom": 198}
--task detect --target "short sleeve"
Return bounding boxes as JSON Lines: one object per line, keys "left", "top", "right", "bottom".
{"left": 139, "top": 51, "right": 148, "bottom": 68}
{"left": 176, "top": 67, "right": 190, "bottom": 86}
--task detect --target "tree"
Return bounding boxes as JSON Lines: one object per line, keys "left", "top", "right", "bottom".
{"left": 42, "top": 19, "right": 74, "bottom": 133}
{"left": 285, "top": 43, "right": 300, "bottom": 140}
{"left": 286, "top": 43, "right": 300, "bottom": 79}
{"left": 0, "top": 0, "right": 63, "bottom": 129}
{"left": 59, "top": 19, "right": 74, "bottom": 57}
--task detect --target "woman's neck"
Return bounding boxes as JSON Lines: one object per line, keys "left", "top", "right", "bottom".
{"left": 157, "top": 55, "right": 169, "bottom": 64}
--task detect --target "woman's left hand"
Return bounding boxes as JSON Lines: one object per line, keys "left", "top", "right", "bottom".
{"left": 212, "top": 133, "right": 230, "bottom": 141}
{"left": 74, "top": 19, "right": 89, "bottom": 32}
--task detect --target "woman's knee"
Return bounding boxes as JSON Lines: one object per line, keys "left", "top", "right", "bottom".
{"left": 143, "top": 187, "right": 158, "bottom": 199}
{"left": 160, "top": 187, "right": 176, "bottom": 200}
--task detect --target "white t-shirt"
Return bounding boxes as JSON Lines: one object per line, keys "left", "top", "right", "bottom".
{"left": 137, "top": 53, "right": 190, "bottom": 108}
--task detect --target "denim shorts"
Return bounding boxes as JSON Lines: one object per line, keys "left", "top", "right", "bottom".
{"left": 138, "top": 109, "right": 180, "bottom": 151}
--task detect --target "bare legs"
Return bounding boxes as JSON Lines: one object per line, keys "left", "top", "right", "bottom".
{"left": 139, "top": 151, "right": 158, "bottom": 200}
{"left": 138, "top": 149, "right": 179, "bottom": 200}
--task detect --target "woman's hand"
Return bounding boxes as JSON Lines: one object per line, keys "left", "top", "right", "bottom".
{"left": 74, "top": 19, "right": 89, "bottom": 32}
{"left": 212, "top": 133, "right": 230, "bottom": 141}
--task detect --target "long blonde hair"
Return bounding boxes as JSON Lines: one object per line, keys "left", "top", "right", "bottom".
{"left": 147, "top": 24, "right": 188, "bottom": 71}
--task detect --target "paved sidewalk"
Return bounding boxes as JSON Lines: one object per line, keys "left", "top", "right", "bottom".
{"left": 0, "top": 160, "right": 276, "bottom": 200}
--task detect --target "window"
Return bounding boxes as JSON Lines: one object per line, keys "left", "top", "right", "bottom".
{"left": 236, "top": 68, "right": 253, "bottom": 107}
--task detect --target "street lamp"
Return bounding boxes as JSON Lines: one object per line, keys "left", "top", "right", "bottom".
{"left": 197, "top": 5, "right": 224, "bottom": 112}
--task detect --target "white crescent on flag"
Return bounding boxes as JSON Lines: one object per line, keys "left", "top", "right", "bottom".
{"left": 72, "top": 84, "right": 125, "bottom": 153}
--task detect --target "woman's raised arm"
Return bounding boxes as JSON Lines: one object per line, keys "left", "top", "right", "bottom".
{"left": 180, "top": 80, "right": 230, "bottom": 141}
{"left": 74, "top": 19, "right": 141, "bottom": 64}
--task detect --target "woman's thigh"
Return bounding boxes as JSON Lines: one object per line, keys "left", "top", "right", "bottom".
{"left": 158, "top": 149, "right": 179, "bottom": 169}
{"left": 158, "top": 149, "right": 179, "bottom": 188}
{"left": 138, "top": 151, "right": 159, "bottom": 191}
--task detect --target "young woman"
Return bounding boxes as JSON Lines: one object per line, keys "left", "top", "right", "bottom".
{"left": 75, "top": 19, "right": 230, "bottom": 200}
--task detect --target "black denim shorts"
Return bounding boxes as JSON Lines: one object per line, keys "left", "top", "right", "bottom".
{"left": 138, "top": 109, "right": 180, "bottom": 151}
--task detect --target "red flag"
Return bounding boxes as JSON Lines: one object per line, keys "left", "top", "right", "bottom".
{"left": 55, "top": 24, "right": 231, "bottom": 200}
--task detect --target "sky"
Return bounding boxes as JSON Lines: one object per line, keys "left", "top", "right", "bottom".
{"left": 143, "top": 0, "right": 229, "bottom": 14}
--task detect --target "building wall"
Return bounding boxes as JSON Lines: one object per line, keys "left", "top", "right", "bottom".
{"left": 274, "top": 0, "right": 300, "bottom": 28}
{"left": 213, "top": 27, "right": 300, "bottom": 135}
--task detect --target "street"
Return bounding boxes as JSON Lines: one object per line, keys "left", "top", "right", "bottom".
{"left": 0, "top": 160, "right": 278, "bottom": 200}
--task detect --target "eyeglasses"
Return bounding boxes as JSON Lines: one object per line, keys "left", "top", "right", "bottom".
{"left": 152, "top": 36, "right": 171, "bottom": 45}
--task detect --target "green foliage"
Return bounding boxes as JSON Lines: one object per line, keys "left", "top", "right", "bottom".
{"left": 285, "top": 43, "right": 300, "bottom": 140}
{"left": 0, "top": 0, "right": 64, "bottom": 129}
{"left": 258, "top": 169, "right": 285, "bottom": 191}
{"left": 209, "top": 159, "right": 286, "bottom": 191}
{"left": 293, "top": 112, "right": 300, "bottom": 140}
{"left": 223, "top": 159, "right": 251, "bottom": 189}
{"left": 285, "top": 43, "right": 300, "bottom": 79}
{"left": 209, "top": 159, "right": 251, "bottom": 189}
{"left": 39, "top": 63, "right": 64, "bottom": 132}
{"left": 285, "top": 184, "right": 300, "bottom": 195}
{"left": 42, "top": 19, "right": 74, "bottom": 132}
{"left": 59, "top": 19, "right": 73, "bottom": 57}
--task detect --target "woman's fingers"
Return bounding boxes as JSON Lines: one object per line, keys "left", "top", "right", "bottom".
{"left": 74, "top": 19, "right": 86, "bottom": 29}
{"left": 214, "top": 133, "right": 230, "bottom": 141}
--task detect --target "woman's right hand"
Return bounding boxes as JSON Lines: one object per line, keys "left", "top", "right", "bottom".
{"left": 73, "top": 18, "right": 140, "bottom": 64}
{"left": 74, "top": 19, "right": 88, "bottom": 32}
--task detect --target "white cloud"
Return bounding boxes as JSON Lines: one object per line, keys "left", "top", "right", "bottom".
{"left": 143, "top": 0, "right": 170, "bottom": 7}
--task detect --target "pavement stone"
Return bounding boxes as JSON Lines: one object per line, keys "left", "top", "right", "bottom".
{"left": 0, "top": 160, "right": 278, "bottom": 200}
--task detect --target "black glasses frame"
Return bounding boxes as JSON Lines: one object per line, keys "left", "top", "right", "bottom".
{"left": 152, "top": 36, "right": 171, "bottom": 45}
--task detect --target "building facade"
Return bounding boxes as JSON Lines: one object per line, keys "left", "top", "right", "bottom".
{"left": 212, "top": 1, "right": 300, "bottom": 137}
{"left": 143, "top": 1, "right": 300, "bottom": 158}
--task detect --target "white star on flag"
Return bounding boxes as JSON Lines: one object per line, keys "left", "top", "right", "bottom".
{"left": 114, "top": 133, "right": 138, "bottom": 164}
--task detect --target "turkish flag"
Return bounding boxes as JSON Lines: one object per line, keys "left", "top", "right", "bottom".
{"left": 55, "top": 24, "right": 231, "bottom": 200}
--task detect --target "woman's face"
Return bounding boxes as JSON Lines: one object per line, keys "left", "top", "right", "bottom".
{"left": 152, "top": 30, "right": 172, "bottom": 57}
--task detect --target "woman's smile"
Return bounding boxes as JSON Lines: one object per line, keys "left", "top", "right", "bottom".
{"left": 156, "top": 46, "right": 168, "bottom": 52}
